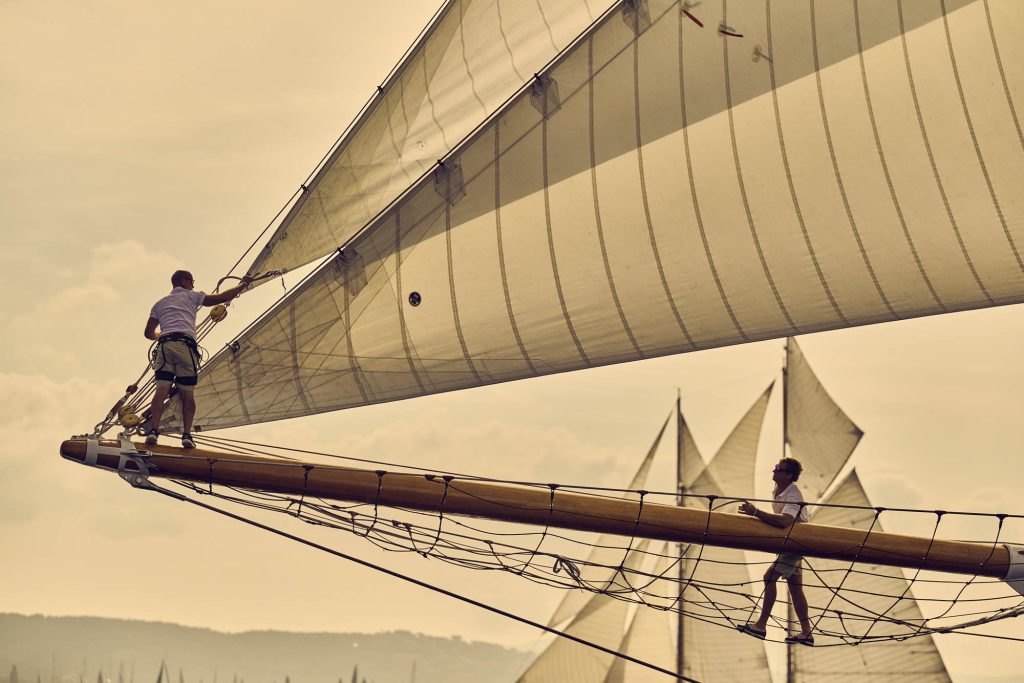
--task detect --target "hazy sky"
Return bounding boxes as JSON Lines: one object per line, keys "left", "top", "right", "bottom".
{"left": 2, "top": 1, "right": 1023, "bottom": 680}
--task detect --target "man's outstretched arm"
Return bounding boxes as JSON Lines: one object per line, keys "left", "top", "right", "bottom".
{"left": 738, "top": 502, "right": 796, "bottom": 528}
{"left": 203, "top": 275, "right": 255, "bottom": 306}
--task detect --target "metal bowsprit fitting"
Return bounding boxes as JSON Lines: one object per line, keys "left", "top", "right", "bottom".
{"left": 78, "top": 435, "right": 155, "bottom": 490}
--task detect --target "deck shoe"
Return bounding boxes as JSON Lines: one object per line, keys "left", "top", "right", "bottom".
{"left": 181, "top": 433, "right": 196, "bottom": 449}
{"left": 145, "top": 429, "right": 159, "bottom": 446}
{"left": 737, "top": 623, "right": 767, "bottom": 640}
{"left": 785, "top": 633, "right": 814, "bottom": 646}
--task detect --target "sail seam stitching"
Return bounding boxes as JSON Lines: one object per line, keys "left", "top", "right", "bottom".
{"left": 896, "top": 0, "right": 993, "bottom": 305}
{"left": 632, "top": 6, "right": 696, "bottom": 349}
{"left": 939, "top": 0, "right": 1024, "bottom": 277}
{"left": 723, "top": 0, "right": 798, "bottom": 334}
{"left": 589, "top": 38, "right": 644, "bottom": 358}
{"left": 852, "top": 0, "right": 946, "bottom": 312}
{"left": 767, "top": 0, "right": 849, "bottom": 326}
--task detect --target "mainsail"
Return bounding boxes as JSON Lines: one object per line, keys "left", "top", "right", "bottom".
{"left": 162, "top": 0, "right": 1024, "bottom": 433}
{"left": 792, "top": 470, "right": 953, "bottom": 682}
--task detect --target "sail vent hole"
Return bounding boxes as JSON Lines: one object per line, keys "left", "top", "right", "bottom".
{"left": 622, "top": 0, "right": 651, "bottom": 34}
{"left": 530, "top": 75, "right": 560, "bottom": 119}
{"left": 433, "top": 161, "right": 465, "bottom": 206}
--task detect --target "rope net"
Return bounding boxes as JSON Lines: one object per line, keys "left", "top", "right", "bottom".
{"left": 154, "top": 433, "right": 1024, "bottom": 649}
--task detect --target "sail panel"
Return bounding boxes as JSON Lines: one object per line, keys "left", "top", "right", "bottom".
{"left": 168, "top": 0, "right": 1024, "bottom": 432}
{"left": 785, "top": 339, "right": 862, "bottom": 501}
{"left": 603, "top": 547, "right": 677, "bottom": 683}
{"left": 249, "top": 0, "right": 611, "bottom": 278}
{"left": 702, "top": 383, "right": 773, "bottom": 501}
{"left": 516, "top": 540, "right": 650, "bottom": 683}
{"left": 793, "top": 471, "right": 953, "bottom": 683}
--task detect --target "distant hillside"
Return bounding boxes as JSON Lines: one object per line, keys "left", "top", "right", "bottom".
{"left": 0, "top": 614, "right": 531, "bottom": 683}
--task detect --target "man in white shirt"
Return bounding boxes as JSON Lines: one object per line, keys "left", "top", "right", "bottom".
{"left": 143, "top": 269, "right": 252, "bottom": 448}
{"left": 736, "top": 457, "right": 814, "bottom": 646}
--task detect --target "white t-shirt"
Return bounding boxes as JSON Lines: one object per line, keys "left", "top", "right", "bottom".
{"left": 772, "top": 483, "right": 809, "bottom": 522}
{"left": 150, "top": 287, "right": 206, "bottom": 338}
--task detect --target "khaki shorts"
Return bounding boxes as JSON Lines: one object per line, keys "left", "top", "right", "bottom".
{"left": 153, "top": 339, "right": 200, "bottom": 390}
{"left": 770, "top": 552, "right": 803, "bottom": 578}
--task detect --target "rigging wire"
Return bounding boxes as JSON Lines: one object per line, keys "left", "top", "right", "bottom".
{"left": 153, "top": 481, "right": 702, "bottom": 683}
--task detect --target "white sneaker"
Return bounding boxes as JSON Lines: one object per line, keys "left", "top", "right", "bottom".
{"left": 145, "top": 429, "right": 159, "bottom": 445}
{"left": 181, "top": 433, "right": 195, "bottom": 449}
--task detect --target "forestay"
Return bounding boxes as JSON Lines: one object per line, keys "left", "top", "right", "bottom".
{"left": 169, "top": 0, "right": 1024, "bottom": 432}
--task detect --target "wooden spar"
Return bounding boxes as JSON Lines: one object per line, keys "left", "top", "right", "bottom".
{"left": 60, "top": 439, "right": 1013, "bottom": 579}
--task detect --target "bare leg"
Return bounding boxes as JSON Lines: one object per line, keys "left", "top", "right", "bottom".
{"left": 148, "top": 383, "right": 172, "bottom": 431}
{"left": 787, "top": 573, "right": 812, "bottom": 636}
{"left": 181, "top": 390, "right": 196, "bottom": 435}
{"left": 754, "top": 569, "right": 780, "bottom": 630}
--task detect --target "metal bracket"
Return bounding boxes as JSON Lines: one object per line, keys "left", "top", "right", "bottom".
{"left": 83, "top": 436, "right": 155, "bottom": 490}
{"left": 622, "top": 0, "right": 651, "bottom": 34}
{"left": 1003, "top": 543, "right": 1024, "bottom": 597}
{"left": 530, "top": 74, "right": 560, "bottom": 119}
{"left": 433, "top": 160, "right": 465, "bottom": 206}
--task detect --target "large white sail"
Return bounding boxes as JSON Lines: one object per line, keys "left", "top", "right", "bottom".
{"left": 792, "top": 470, "right": 953, "bottom": 682}
{"left": 516, "top": 540, "right": 651, "bottom": 683}
{"left": 785, "top": 338, "right": 862, "bottom": 501}
{"left": 168, "top": 0, "right": 1024, "bottom": 433}
{"left": 249, "top": 0, "right": 612, "bottom": 278}
{"left": 546, "top": 415, "right": 668, "bottom": 627}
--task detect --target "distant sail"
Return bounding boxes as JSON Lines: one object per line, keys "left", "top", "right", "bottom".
{"left": 249, "top": 0, "right": 611, "bottom": 278}
{"left": 516, "top": 540, "right": 650, "bottom": 683}
{"left": 786, "top": 339, "right": 862, "bottom": 501}
{"left": 603, "top": 547, "right": 676, "bottom": 683}
{"left": 169, "top": 0, "right": 1024, "bottom": 432}
{"left": 687, "top": 383, "right": 773, "bottom": 500}
{"left": 679, "top": 401, "right": 772, "bottom": 683}
{"left": 546, "top": 415, "right": 668, "bottom": 627}
{"left": 793, "top": 470, "right": 952, "bottom": 682}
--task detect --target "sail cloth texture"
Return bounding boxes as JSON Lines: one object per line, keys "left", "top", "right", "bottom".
{"left": 249, "top": 0, "right": 613, "bottom": 279}
{"left": 170, "top": 0, "right": 1024, "bottom": 432}
{"left": 793, "top": 470, "right": 953, "bottom": 682}
{"left": 516, "top": 540, "right": 651, "bottom": 683}
{"left": 603, "top": 548, "right": 677, "bottom": 683}
{"left": 785, "top": 339, "right": 862, "bottom": 501}
{"left": 686, "top": 383, "right": 773, "bottom": 499}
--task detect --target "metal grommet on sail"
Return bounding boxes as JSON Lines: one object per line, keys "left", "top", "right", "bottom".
{"left": 408, "top": 292, "right": 421, "bottom": 307}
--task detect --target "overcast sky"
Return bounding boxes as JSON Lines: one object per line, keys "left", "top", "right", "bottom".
{"left": 2, "top": 1, "right": 1023, "bottom": 680}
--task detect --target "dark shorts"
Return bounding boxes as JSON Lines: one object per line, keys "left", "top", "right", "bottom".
{"left": 153, "top": 338, "right": 200, "bottom": 389}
